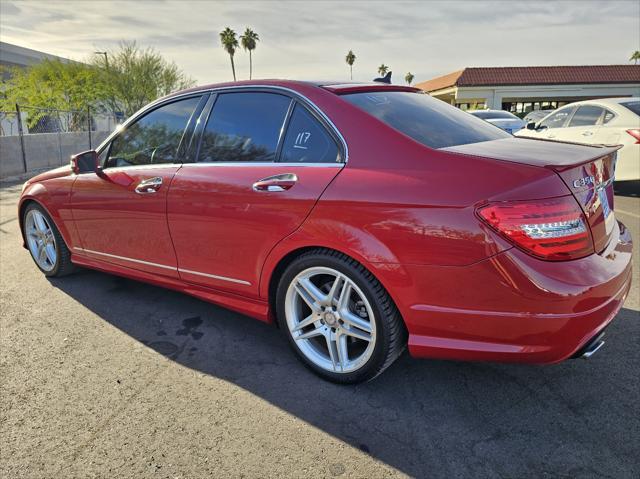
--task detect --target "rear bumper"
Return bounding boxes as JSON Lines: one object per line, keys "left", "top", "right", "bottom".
{"left": 395, "top": 220, "right": 633, "bottom": 364}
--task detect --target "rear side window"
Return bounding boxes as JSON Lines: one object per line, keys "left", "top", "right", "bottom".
{"left": 568, "top": 105, "right": 603, "bottom": 127}
{"left": 105, "top": 96, "right": 201, "bottom": 168}
{"left": 471, "top": 110, "right": 517, "bottom": 120}
{"left": 620, "top": 101, "right": 640, "bottom": 116}
{"left": 602, "top": 109, "right": 615, "bottom": 124}
{"left": 342, "top": 91, "right": 509, "bottom": 149}
{"left": 280, "top": 104, "right": 340, "bottom": 163}
{"left": 199, "top": 92, "right": 291, "bottom": 162}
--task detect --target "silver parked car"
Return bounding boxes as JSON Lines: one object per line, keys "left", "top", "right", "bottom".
{"left": 523, "top": 109, "right": 555, "bottom": 125}
{"left": 469, "top": 109, "right": 526, "bottom": 134}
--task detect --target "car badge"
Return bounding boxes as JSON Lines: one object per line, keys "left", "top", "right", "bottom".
{"left": 573, "top": 176, "right": 595, "bottom": 189}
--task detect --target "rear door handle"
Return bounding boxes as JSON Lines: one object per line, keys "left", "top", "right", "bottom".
{"left": 252, "top": 173, "right": 298, "bottom": 192}
{"left": 582, "top": 131, "right": 594, "bottom": 137}
{"left": 135, "top": 176, "right": 163, "bottom": 194}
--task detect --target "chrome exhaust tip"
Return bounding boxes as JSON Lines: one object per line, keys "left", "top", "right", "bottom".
{"left": 572, "top": 331, "right": 606, "bottom": 359}
{"left": 581, "top": 339, "right": 605, "bottom": 359}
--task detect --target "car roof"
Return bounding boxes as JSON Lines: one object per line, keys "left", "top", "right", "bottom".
{"left": 559, "top": 97, "right": 639, "bottom": 108}
{"left": 168, "top": 79, "right": 420, "bottom": 99}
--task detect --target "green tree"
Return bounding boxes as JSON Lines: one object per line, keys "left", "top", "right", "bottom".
{"left": 378, "top": 64, "right": 389, "bottom": 76}
{"left": 345, "top": 50, "right": 356, "bottom": 80}
{"left": 630, "top": 50, "right": 640, "bottom": 64}
{"left": 220, "top": 27, "right": 239, "bottom": 81}
{"left": 91, "top": 41, "right": 195, "bottom": 116}
{"left": 405, "top": 72, "right": 415, "bottom": 85}
{"left": 0, "top": 59, "right": 107, "bottom": 128}
{"left": 240, "top": 28, "right": 260, "bottom": 80}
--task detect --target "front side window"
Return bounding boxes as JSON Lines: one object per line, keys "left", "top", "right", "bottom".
{"left": 105, "top": 96, "right": 201, "bottom": 168}
{"left": 280, "top": 104, "right": 340, "bottom": 163}
{"left": 342, "top": 91, "right": 509, "bottom": 149}
{"left": 568, "top": 105, "right": 603, "bottom": 127}
{"left": 198, "top": 92, "right": 291, "bottom": 162}
{"left": 539, "top": 107, "right": 575, "bottom": 129}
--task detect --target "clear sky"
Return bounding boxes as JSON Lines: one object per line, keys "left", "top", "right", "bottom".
{"left": 1, "top": 0, "right": 639, "bottom": 85}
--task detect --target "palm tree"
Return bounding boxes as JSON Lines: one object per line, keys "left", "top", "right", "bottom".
{"left": 240, "top": 28, "right": 260, "bottom": 80}
{"left": 630, "top": 50, "right": 640, "bottom": 65}
{"left": 405, "top": 72, "right": 415, "bottom": 85}
{"left": 378, "top": 64, "right": 389, "bottom": 76}
{"left": 219, "top": 27, "right": 239, "bottom": 81}
{"left": 345, "top": 50, "right": 356, "bottom": 80}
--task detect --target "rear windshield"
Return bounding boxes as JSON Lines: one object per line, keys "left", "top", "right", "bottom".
{"left": 342, "top": 91, "right": 510, "bottom": 149}
{"left": 620, "top": 101, "right": 640, "bottom": 116}
{"left": 470, "top": 110, "right": 517, "bottom": 120}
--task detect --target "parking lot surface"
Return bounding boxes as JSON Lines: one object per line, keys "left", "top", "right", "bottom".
{"left": 1, "top": 181, "right": 638, "bottom": 479}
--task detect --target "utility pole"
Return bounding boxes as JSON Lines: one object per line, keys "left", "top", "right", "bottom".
{"left": 94, "top": 51, "right": 109, "bottom": 69}
{"left": 94, "top": 51, "right": 116, "bottom": 123}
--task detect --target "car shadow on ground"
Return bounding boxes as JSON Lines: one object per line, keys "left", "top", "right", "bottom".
{"left": 49, "top": 269, "right": 640, "bottom": 478}
{"left": 614, "top": 181, "right": 640, "bottom": 198}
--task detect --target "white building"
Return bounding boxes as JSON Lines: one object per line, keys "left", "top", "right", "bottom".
{"left": 415, "top": 65, "right": 640, "bottom": 115}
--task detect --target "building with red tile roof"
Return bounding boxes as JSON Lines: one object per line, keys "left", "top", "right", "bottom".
{"left": 415, "top": 65, "right": 640, "bottom": 114}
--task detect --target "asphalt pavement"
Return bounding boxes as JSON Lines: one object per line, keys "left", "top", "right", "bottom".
{"left": 1, "top": 180, "right": 638, "bottom": 479}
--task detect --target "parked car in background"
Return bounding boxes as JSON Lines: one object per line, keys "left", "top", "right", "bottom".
{"left": 468, "top": 109, "right": 526, "bottom": 134}
{"left": 18, "top": 80, "right": 632, "bottom": 383}
{"left": 516, "top": 98, "right": 640, "bottom": 182}
{"left": 523, "top": 109, "right": 555, "bottom": 125}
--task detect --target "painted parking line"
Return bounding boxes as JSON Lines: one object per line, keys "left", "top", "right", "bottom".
{"left": 616, "top": 209, "right": 640, "bottom": 219}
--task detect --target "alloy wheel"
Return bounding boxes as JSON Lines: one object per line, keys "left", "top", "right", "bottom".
{"left": 25, "top": 209, "right": 57, "bottom": 272}
{"left": 284, "top": 266, "right": 377, "bottom": 373}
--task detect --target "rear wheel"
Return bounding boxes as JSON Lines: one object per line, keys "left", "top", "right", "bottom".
{"left": 276, "top": 249, "right": 406, "bottom": 383}
{"left": 22, "top": 203, "right": 74, "bottom": 277}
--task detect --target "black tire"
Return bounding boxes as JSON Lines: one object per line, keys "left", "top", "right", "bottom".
{"left": 276, "top": 248, "right": 407, "bottom": 384}
{"left": 22, "top": 203, "right": 75, "bottom": 277}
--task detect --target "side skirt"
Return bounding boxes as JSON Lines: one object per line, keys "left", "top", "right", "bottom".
{"left": 71, "top": 253, "right": 272, "bottom": 323}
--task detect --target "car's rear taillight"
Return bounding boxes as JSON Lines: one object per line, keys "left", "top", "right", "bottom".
{"left": 626, "top": 129, "right": 640, "bottom": 144}
{"left": 477, "top": 196, "right": 594, "bottom": 261}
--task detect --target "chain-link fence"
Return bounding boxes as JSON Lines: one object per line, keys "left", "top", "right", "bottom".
{"left": 0, "top": 104, "right": 121, "bottom": 178}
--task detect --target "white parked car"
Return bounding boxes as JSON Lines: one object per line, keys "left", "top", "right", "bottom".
{"left": 468, "top": 109, "right": 526, "bottom": 134}
{"left": 516, "top": 98, "right": 640, "bottom": 182}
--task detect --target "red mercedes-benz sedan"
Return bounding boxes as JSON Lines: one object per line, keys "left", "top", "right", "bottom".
{"left": 19, "top": 80, "right": 633, "bottom": 383}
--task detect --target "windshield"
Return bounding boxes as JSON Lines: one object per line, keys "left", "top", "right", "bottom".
{"left": 620, "top": 101, "right": 640, "bottom": 116}
{"left": 342, "top": 91, "right": 510, "bottom": 149}
{"left": 470, "top": 110, "right": 518, "bottom": 120}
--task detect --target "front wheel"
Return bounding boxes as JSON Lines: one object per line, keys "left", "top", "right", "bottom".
{"left": 276, "top": 249, "right": 406, "bottom": 383}
{"left": 22, "top": 203, "right": 75, "bottom": 277}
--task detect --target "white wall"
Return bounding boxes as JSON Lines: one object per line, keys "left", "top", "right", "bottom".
{"left": 455, "top": 83, "right": 640, "bottom": 109}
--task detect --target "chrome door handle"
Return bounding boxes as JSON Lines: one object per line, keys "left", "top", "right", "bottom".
{"left": 135, "top": 176, "right": 163, "bottom": 194}
{"left": 253, "top": 173, "right": 298, "bottom": 192}
{"left": 582, "top": 131, "right": 594, "bottom": 136}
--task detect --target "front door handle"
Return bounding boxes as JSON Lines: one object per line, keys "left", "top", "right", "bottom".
{"left": 582, "top": 131, "right": 594, "bottom": 137}
{"left": 252, "top": 173, "right": 298, "bottom": 192}
{"left": 135, "top": 176, "right": 163, "bottom": 194}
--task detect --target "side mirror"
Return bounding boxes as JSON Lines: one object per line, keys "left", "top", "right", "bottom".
{"left": 526, "top": 122, "right": 537, "bottom": 130}
{"left": 70, "top": 150, "right": 100, "bottom": 174}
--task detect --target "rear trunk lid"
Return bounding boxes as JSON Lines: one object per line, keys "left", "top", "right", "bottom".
{"left": 551, "top": 149, "right": 618, "bottom": 253}
{"left": 442, "top": 137, "right": 622, "bottom": 254}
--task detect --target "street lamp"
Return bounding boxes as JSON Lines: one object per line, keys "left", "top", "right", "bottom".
{"left": 94, "top": 51, "right": 108, "bottom": 68}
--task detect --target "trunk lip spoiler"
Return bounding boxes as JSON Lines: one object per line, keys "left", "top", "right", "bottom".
{"left": 543, "top": 143, "right": 622, "bottom": 172}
